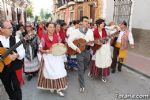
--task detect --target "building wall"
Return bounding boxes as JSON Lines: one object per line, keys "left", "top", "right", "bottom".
{"left": 97, "top": 0, "right": 103, "bottom": 19}
{"left": 83, "top": 2, "right": 90, "bottom": 17}
{"left": 53, "top": 0, "right": 103, "bottom": 24}
{"left": 105, "top": 0, "right": 150, "bottom": 30}
{"left": 65, "top": 8, "right": 70, "bottom": 24}
{"left": 0, "top": 0, "right": 28, "bottom": 24}
{"left": 105, "top": 0, "right": 114, "bottom": 23}
{"left": 132, "top": 0, "right": 150, "bottom": 30}
{"left": 0, "top": 0, "right": 6, "bottom": 20}
{"left": 105, "top": 0, "right": 150, "bottom": 57}
{"left": 128, "top": 28, "right": 150, "bottom": 57}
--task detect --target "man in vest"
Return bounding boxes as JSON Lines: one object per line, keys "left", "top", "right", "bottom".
{"left": 111, "top": 21, "right": 134, "bottom": 73}
{"left": 0, "top": 20, "right": 25, "bottom": 100}
{"left": 67, "top": 16, "right": 94, "bottom": 92}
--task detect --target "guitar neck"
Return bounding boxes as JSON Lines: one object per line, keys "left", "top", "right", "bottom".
{"left": 1, "top": 39, "right": 24, "bottom": 59}
{"left": 99, "top": 31, "right": 120, "bottom": 43}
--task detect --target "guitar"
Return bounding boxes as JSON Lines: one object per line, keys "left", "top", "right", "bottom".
{"left": 66, "top": 38, "right": 105, "bottom": 55}
{"left": 91, "top": 31, "right": 120, "bottom": 53}
{"left": 0, "top": 33, "right": 36, "bottom": 72}
{"left": 66, "top": 31, "right": 120, "bottom": 55}
{"left": 66, "top": 38, "right": 86, "bottom": 55}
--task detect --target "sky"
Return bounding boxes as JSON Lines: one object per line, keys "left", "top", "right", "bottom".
{"left": 32, "top": 0, "right": 53, "bottom": 16}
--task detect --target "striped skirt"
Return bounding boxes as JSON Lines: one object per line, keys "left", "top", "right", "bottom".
{"left": 89, "top": 60, "right": 110, "bottom": 77}
{"left": 37, "top": 66, "right": 68, "bottom": 91}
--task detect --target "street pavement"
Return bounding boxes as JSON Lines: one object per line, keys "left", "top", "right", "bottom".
{"left": 125, "top": 51, "right": 150, "bottom": 78}
{"left": 1, "top": 67, "right": 150, "bottom": 100}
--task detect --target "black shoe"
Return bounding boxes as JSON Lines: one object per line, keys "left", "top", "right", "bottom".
{"left": 118, "top": 68, "right": 122, "bottom": 72}
{"left": 111, "top": 70, "right": 116, "bottom": 73}
{"left": 27, "top": 74, "right": 33, "bottom": 81}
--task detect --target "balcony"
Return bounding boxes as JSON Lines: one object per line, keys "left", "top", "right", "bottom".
{"left": 58, "top": 4, "right": 67, "bottom": 10}
{"left": 75, "top": 0, "right": 84, "bottom": 2}
{"left": 11, "top": 0, "right": 17, "bottom": 3}
{"left": 67, "top": 0, "right": 76, "bottom": 6}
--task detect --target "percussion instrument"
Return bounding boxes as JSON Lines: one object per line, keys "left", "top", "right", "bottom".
{"left": 50, "top": 43, "right": 67, "bottom": 56}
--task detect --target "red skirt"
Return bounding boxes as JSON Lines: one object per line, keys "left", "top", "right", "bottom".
{"left": 89, "top": 60, "right": 110, "bottom": 77}
{"left": 16, "top": 68, "right": 24, "bottom": 86}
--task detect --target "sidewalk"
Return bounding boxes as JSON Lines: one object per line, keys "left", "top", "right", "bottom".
{"left": 124, "top": 51, "right": 150, "bottom": 78}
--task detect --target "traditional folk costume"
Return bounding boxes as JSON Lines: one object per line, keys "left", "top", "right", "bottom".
{"left": 67, "top": 27, "right": 94, "bottom": 90}
{"left": 59, "top": 28, "right": 67, "bottom": 44}
{"left": 111, "top": 29, "right": 134, "bottom": 73}
{"left": 15, "top": 30, "right": 26, "bottom": 85}
{"left": 0, "top": 35, "right": 25, "bottom": 100}
{"left": 23, "top": 31, "right": 39, "bottom": 81}
{"left": 89, "top": 28, "right": 112, "bottom": 81}
{"left": 38, "top": 26, "right": 44, "bottom": 40}
{"left": 37, "top": 33, "right": 68, "bottom": 92}
{"left": 66, "top": 26, "right": 78, "bottom": 70}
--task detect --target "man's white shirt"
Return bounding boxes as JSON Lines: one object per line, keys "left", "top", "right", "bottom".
{"left": 0, "top": 35, "right": 25, "bottom": 60}
{"left": 67, "top": 28, "right": 94, "bottom": 50}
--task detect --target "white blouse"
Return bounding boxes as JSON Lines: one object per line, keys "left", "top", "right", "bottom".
{"left": 0, "top": 35, "right": 25, "bottom": 60}
{"left": 67, "top": 28, "right": 94, "bottom": 50}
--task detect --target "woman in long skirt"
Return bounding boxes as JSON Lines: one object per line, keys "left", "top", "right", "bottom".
{"left": 23, "top": 22, "right": 39, "bottom": 81}
{"left": 37, "top": 22, "right": 68, "bottom": 97}
{"left": 89, "top": 19, "right": 112, "bottom": 82}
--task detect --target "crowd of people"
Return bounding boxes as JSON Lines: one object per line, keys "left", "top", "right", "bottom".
{"left": 0, "top": 16, "right": 134, "bottom": 99}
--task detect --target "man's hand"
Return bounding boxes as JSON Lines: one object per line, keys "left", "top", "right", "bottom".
{"left": 76, "top": 48, "right": 81, "bottom": 54}
{"left": 87, "top": 41, "right": 94, "bottom": 46}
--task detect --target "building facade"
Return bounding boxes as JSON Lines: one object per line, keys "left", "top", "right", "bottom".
{"left": 104, "top": 0, "right": 150, "bottom": 57}
{"left": 52, "top": 0, "right": 103, "bottom": 24}
{"left": 0, "top": 0, "right": 29, "bottom": 24}
{"left": 53, "top": 0, "right": 150, "bottom": 57}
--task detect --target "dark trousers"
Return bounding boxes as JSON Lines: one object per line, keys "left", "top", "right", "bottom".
{"left": 111, "top": 46, "right": 124, "bottom": 71}
{"left": 77, "top": 50, "right": 91, "bottom": 88}
{"left": 0, "top": 67, "right": 22, "bottom": 100}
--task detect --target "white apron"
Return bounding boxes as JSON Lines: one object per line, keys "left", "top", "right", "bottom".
{"left": 42, "top": 54, "right": 67, "bottom": 79}
{"left": 92, "top": 30, "right": 112, "bottom": 68}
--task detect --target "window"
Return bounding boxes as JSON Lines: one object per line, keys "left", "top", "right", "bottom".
{"left": 113, "top": 0, "right": 132, "bottom": 27}
{"left": 70, "top": 12, "right": 74, "bottom": 22}
{"left": 77, "top": 7, "right": 83, "bottom": 20}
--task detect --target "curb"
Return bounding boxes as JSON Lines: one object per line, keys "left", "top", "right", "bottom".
{"left": 123, "top": 63, "right": 150, "bottom": 79}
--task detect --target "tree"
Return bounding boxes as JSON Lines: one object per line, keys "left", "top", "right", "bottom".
{"left": 40, "top": 9, "right": 45, "bottom": 19}
{"left": 35, "top": 16, "right": 38, "bottom": 21}
{"left": 26, "top": 6, "right": 33, "bottom": 18}
{"left": 35, "top": 15, "right": 42, "bottom": 22}
{"left": 45, "top": 13, "right": 51, "bottom": 19}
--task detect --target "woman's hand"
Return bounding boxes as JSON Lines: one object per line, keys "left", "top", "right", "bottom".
{"left": 9, "top": 52, "right": 19, "bottom": 61}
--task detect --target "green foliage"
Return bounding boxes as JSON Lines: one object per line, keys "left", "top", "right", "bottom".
{"left": 45, "top": 13, "right": 51, "bottom": 19}
{"left": 40, "top": 9, "right": 45, "bottom": 19}
{"left": 26, "top": 6, "right": 33, "bottom": 18}
{"left": 40, "top": 9, "right": 52, "bottom": 20}
{"left": 35, "top": 16, "right": 42, "bottom": 22}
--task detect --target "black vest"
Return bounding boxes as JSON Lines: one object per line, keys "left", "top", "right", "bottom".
{"left": 0, "top": 36, "right": 23, "bottom": 71}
